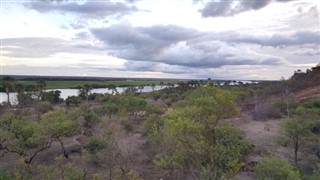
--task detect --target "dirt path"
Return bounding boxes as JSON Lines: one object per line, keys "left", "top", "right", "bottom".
{"left": 226, "top": 113, "right": 285, "bottom": 179}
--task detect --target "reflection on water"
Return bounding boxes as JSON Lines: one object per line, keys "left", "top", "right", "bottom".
{"left": 0, "top": 86, "right": 163, "bottom": 104}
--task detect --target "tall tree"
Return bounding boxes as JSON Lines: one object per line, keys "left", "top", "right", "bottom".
{"left": 14, "top": 83, "right": 25, "bottom": 107}
{"left": 79, "top": 84, "right": 92, "bottom": 104}
{"left": 108, "top": 84, "right": 118, "bottom": 95}
{"left": 1, "top": 76, "right": 15, "bottom": 107}
{"left": 36, "top": 80, "right": 46, "bottom": 101}
{"left": 151, "top": 83, "right": 156, "bottom": 92}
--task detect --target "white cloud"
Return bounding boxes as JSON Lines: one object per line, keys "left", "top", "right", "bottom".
{"left": 1, "top": 0, "right": 319, "bottom": 80}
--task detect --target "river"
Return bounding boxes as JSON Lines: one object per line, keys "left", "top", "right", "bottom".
{"left": 0, "top": 85, "right": 163, "bottom": 104}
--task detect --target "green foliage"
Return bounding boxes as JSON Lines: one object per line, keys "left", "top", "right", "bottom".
{"left": 146, "top": 104, "right": 167, "bottom": 115}
{"left": 187, "top": 86, "right": 239, "bottom": 120}
{"left": 0, "top": 170, "right": 13, "bottom": 180}
{"left": 290, "top": 106, "right": 320, "bottom": 119}
{"left": 282, "top": 118, "right": 316, "bottom": 166}
{"left": 41, "top": 110, "right": 79, "bottom": 138}
{"left": 0, "top": 113, "right": 48, "bottom": 162}
{"left": 151, "top": 91, "right": 162, "bottom": 102}
{"left": 83, "top": 109, "right": 100, "bottom": 127}
{"left": 56, "top": 157, "right": 86, "bottom": 180}
{"left": 254, "top": 157, "right": 300, "bottom": 180}
{"left": 35, "top": 163, "right": 59, "bottom": 179}
{"left": 85, "top": 138, "right": 105, "bottom": 154}
{"left": 35, "top": 101, "right": 53, "bottom": 120}
{"left": 305, "top": 166, "right": 320, "bottom": 180}
{"left": 95, "top": 102, "right": 119, "bottom": 117}
{"left": 153, "top": 87, "right": 251, "bottom": 178}
{"left": 43, "top": 90, "right": 62, "bottom": 103}
{"left": 143, "top": 114, "right": 163, "bottom": 136}
{"left": 66, "top": 95, "right": 82, "bottom": 106}
{"left": 303, "top": 100, "right": 320, "bottom": 109}
{"left": 119, "top": 96, "right": 147, "bottom": 120}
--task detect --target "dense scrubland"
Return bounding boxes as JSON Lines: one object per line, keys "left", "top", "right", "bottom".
{"left": 0, "top": 65, "right": 320, "bottom": 179}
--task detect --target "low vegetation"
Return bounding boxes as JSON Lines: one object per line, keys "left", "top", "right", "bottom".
{"left": 0, "top": 65, "right": 320, "bottom": 179}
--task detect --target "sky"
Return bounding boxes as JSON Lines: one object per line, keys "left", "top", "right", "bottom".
{"left": 0, "top": 0, "right": 319, "bottom": 80}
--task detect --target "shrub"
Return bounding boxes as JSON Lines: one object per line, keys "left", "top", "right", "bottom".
{"left": 83, "top": 110, "right": 99, "bottom": 127}
{"left": 303, "top": 100, "right": 320, "bottom": 109}
{"left": 66, "top": 96, "right": 82, "bottom": 106}
{"left": 0, "top": 170, "right": 13, "bottom": 180}
{"left": 84, "top": 138, "right": 105, "bottom": 154}
{"left": 146, "top": 104, "right": 167, "bottom": 115}
{"left": 143, "top": 114, "right": 163, "bottom": 136}
{"left": 254, "top": 157, "right": 300, "bottom": 180}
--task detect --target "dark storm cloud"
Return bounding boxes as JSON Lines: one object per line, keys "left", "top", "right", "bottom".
{"left": 200, "top": 0, "right": 294, "bottom": 17}
{"left": 91, "top": 24, "right": 288, "bottom": 69}
{"left": 24, "top": 1, "right": 138, "bottom": 18}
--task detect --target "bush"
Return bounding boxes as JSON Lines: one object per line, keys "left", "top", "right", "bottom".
{"left": 95, "top": 103, "right": 119, "bottom": 117}
{"left": 254, "top": 157, "right": 300, "bottom": 180}
{"left": 146, "top": 104, "right": 167, "bottom": 115}
{"left": 83, "top": 110, "right": 99, "bottom": 127}
{"left": 305, "top": 166, "right": 320, "bottom": 180}
{"left": 0, "top": 170, "right": 13, "bottom": 180}
{"left": 84, "top": 138, "right": 105, "bottom": 154}
{"left": 66, "top": 96, "right": 82, "bottom": 106}
{"left": 143, "top": 114, "right": 163, "bottom": 136}
{"left": 303, "top": 100, "right": 320, "bottom": 109}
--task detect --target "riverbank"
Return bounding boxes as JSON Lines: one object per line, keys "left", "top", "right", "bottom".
{"left": 0, "top": 80, "right": 178, "bottom": 92}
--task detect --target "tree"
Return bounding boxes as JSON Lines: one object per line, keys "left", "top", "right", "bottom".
{"left": 40, "top": 110, "right": 79, "bottom": 158}
{"left": 0, "top": 110, "right": 79, "bottom": 163}
{"left": 282, "top": 118, "right": 314, "bottom": 166}
{"left": 152, "top": 91, "right": 161, "bottom": 102}
{"left": 79, "top": 84, "right": 92, "bottom": 104}
{"left": 159, "top": 81, "right": 165, "bottom": 89}
{"left": 138, "top": 85, "right": 144, "bottom": 93}
{"left": 281, "top": 77, "right": 292, "bottom": 118}
{"left": 66, "top": 95, "right": 82, "bottom": 107}
{"left": 1, "top": 76, "right": 15, "bottom": 107}
{"left": 14, "top": 83, "right": 25, "bottom": 107}
{"left": 124, "top": 86, "right": 138, "bottom": 96}
{"left": 36, "top": 80, "right": 46, "bottom": 101}
{"left": 34, "top": 101, "right": 53, "bottom": 121}
{"left": 254, "top": 157, "right": 300, "bottom": 180}
{"left": 151, "top": 83, "right": 156, "bottom": 91}
{"left": 0, "top": 113, "right": 52, "bottom": 164}
{"left": 108, "top": 84, "right": 119, "bottom": 95}
{"left": 43, "top": 90, "right": 62, "bottom": 104}
{"left": 153, "top": 87, "right": 251, "bottom": 179}
{"left": 119, "top": 96, "right": 147, "bottom": 123}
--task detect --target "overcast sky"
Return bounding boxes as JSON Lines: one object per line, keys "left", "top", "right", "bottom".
{"left": 1, "top": 0, "right": 319, "bottom": 80}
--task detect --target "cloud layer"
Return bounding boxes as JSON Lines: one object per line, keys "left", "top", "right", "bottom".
{"left": 25, "top": 1, "right": 138, "bottom": 18}
{"left": 200, "top": 0, "right": 293, "bottom": 17}
{"left": 2, "top": 0, "right": 319, "bottom": 80}
{"left": 90, "top": 23, "right": 320, "bottom": 70}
